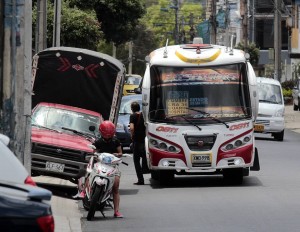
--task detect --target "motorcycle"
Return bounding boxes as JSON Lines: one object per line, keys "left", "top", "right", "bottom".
{"left": 78, "top": 146, "right": 131, "bottom": 221}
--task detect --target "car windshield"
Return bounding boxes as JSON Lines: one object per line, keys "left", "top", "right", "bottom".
{"left": 125, "top": 75, "right": 141, "bottom": 85}
{"left": 31, "top": 106, "right": 101, "bottom": 136}
{"left": 119, "top": 96, "right": 142, "bottom": 114}
{"left": 258, "top": 82, "right": 283, "bottom": 104}
{"left": 148, "top": 64, "right": 252, "bottom": 124}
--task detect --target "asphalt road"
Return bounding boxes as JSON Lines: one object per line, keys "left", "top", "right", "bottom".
{"left": 35, "top": 105, "right": 300, "bottom": 232}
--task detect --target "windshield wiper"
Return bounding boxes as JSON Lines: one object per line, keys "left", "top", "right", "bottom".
{"left": 186, "top": 108, "right": 229, "bottom": 128}
{"left": 61, "top": 127, "right": 95, "bottom": 141}
{"left": 259, "top": 99, "right": 278, "bottom": 104}
{"left": 32, "top": 124, "right": 61, "bottom": 133}
{"left": 166, "top": 114, "right": 202, "bottom": 131}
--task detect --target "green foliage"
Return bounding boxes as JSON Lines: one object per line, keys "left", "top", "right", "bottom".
{"left": 32, "top": 0, "right": 102, "bottom": 50}
{"left": 141, "top": 0, "right": 203, "bottom": 47}
{"left": 282, "top": 88, "right": 292, "bottom": 98}
{"left": 235, "top": 42, "right": 260, "bottom": 66}
{"left": 70, "top": 0, "right": 146, "bottom": 45}
{"left": 281, "top": 80, "right": 296, "bottom": 90}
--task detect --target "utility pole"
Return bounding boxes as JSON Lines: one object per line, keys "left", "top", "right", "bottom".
{"left": 241, "top": 0, "right": 248, "bottom": 48}
{"left": 1, "top": 0, "right": 32, "bottom": 171}
{"left": 209, "top": 0, "right": 216, "bottom": 44}
{"left": 172, "top": 0, "right": 179, "bottom": 44}
{"left": 35, "top": 0, "right": 47, "bottom": 52}
{"left": 274, "top": 0, "right": 282, "bottom": 82}
{"left": 128, "top": 41, "right": 133, "bottom": 74}
{"left": 53, "top": 0, "right": 61, "bottom": 47}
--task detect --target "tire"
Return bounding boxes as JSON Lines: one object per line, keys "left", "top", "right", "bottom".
{"left": 87, "top": 186, "right": 103, "bottom": 221}
{"left": 82, "top": 194, "right": 90, "bottom": 211}
{"left": 159, "top": 170, "right": 174, "bottom": 186}
{"left": 223, "top": 168, "right": 244, "bottom": 185}
{"left": 274, "top": 130, "right": 284, "bottom": 141}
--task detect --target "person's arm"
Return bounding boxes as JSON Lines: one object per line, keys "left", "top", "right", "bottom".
{"left": 130, "top": 122, "right": 134, "bottom": 141}
{"left": 129, "top": 114, "right": 135, "bottom": 141}
{"left": 113, "top": 145, "right": 123, "bottom": 158}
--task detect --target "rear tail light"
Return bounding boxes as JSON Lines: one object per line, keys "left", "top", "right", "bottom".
{"left": 37, "top": 215, "right": 55, "bottom": 232}
{"left": 25, "top": 176, "right": 37, "bottom": 186}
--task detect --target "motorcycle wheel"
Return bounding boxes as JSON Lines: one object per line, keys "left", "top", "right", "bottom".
{"left": 82, "top": 194, "right": 90, "bottom": 211}
{"left": 87, "top": 185, "right": 103, "bottom": 221}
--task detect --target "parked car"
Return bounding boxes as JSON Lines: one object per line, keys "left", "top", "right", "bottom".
{"left": 31, "top": 102, "right": 103, "bottom": 184}
{"left": 254, "top": 77, "right": 285, "bottom": 141}
{"left": 0, "top": 134, "right": 36, "bottom": 185}
{"left": 116, "top": 94, "right": 142, "bottom": 150}
{"left": 0, "top": 134, "right": 54, "bottom": 232}
{"left": 123, "top": 74, "right": 142, "bottom": 95}
{"left": 292, "top": 78, "right": 300, "bottom": 111}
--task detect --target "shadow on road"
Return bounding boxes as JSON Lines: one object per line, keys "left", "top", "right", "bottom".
{"left": 149, "top": 175, "right": 263, "bottom": 189}
{"left": 36, "top": 182, "right": 78, "bottom": 199}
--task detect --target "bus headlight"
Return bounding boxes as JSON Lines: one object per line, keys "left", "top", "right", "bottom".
{"left": 221, "top": 133, "right": 252, "bottom": 152}
{"left": 148, "top": 136, "right": 181, "bottom": 153}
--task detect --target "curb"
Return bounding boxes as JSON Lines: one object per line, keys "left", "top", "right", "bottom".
{"left": 33, "top": 176, "right": 82, "bottom": 232}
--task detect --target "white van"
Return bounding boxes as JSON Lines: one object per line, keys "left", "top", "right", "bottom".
{"left": 254, "top": 77, "right": 285, "bottom": 141}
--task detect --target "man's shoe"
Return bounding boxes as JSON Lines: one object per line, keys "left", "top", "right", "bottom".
{"left": 134, "top": 182, "right": 144, "bottom": 185}
{"left": 114, "top": 211, "right": 123, "bottom": 218}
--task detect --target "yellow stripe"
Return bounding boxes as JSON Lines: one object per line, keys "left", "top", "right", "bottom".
{"left": 175, "top": 49, "right": 221, "bottom": 64}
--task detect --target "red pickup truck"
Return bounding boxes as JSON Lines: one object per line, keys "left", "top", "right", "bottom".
{"left": 31, "top": 102, "right": 103, "bottom": 183}
{"left": 31, "top": 47, "right": 125, "bottom": 183}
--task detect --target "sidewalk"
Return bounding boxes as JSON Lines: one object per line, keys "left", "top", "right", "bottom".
{"left": 33, "top": 176, "right": 82, "bottom": 232}
{"left": 284, "top": 105, "right": 300, "bottom": 134}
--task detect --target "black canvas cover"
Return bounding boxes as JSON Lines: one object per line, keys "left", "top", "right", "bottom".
{"left": 32, "top": 48, "right": 125, "bottom": 121}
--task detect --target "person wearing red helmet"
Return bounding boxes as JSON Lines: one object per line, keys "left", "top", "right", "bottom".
{"left": 79, "top": 120, "right": 124, "bottom": 218}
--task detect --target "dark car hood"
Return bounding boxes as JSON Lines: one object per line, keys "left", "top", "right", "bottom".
{"left": 118, "top": 114, "right": 130, "bottom": 125}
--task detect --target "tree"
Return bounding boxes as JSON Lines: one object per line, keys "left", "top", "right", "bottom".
{"left": 235, "top": 42, "right": 260, "bottom": 66}
{"left": 69, "top": 0, "right": 146, "bottom": 45}
{"left": 97, "top": 23, "right": 159, "bottom": 75}
{"left": 32, "top": 0, "right": 102, "bottom": 50}
{"left": 141, "top": 0, "right": 203, "bottom": 47}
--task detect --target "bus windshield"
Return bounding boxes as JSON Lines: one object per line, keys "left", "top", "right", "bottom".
{"left": 148, "top": 63, "right": 252, "bottom": 124}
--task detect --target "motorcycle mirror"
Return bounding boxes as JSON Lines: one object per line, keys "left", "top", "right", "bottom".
{"left": 88, "top": 144, "right": 96, "bottom": 150}
{"left": 89, "top": 126, "right": 96, "bottom": 132}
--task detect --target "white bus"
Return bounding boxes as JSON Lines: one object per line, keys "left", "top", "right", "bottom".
{"left": 141, "top": 39, "right": 260, "bottom": 185}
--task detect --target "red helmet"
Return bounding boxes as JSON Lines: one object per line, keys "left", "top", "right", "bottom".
{"left": 99, "top": 120, "right": 115, "bottom": 139}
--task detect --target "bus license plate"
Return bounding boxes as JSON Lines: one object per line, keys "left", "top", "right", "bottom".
{"left": 254, "top": 124, "right": 264, "bottom": 132}
{"left": 192, "top": 154, "right": 211, "bottom": 164}
{"left": 46, "top": 162, "right": 65, "bottom": 172}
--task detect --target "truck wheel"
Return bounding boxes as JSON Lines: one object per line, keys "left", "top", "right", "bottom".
{"left": 159, "top": 170, "right": 174, "bottom": 186}
{"left": 223, "top": 168, "right": 243, "bottom": 185}
{"left": 87, "top": 186, "right": 103, "bottom": 221}
{"left": 273, "top": 130, "right": 284, "bottom": 141}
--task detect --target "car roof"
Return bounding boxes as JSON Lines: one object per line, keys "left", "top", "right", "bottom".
{"left": 0, "top": 138, "right": 29, "bottom": 183}
{"left": 121, "top": 94, "right": 142, "bottom": 100}
{"left": 256, "top": 77, "right": 281, "bottom": 86}
{"left": 36, "top": 102, "right": 102, "bottom": 116}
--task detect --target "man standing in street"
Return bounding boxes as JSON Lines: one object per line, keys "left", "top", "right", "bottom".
{"left": 130, "top": 101, "right": 149, "bottom": 185}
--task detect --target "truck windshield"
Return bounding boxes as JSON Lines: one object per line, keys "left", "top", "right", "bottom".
{"left": 148, "top": 63, "right": 251, "bottom": 124}
{"left": 257, "top": 83, "right": 283, "bottom": 104}
{"left": 32, "top": 106, "right": 101, "bottom": 136}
